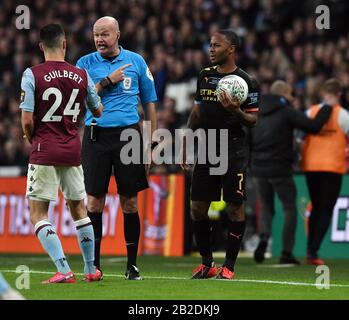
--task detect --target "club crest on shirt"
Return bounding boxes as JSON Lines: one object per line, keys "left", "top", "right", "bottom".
{"left": 205, "top": 76, "right": 220, "bottom": 85}
{"left": 123, "top": 77, "right": 132, "bottom": 90}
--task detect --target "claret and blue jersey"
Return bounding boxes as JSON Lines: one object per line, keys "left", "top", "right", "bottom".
{"left": 76, "top": 46, "right": 158, "bottom": 127}
{"left": 19, "top": 61, "right": 100, "bottom": 166}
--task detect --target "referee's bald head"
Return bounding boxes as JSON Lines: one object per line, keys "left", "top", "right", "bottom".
{"left": 94, "top": 16, "right": 119, "bottom": 32}
{"left": 93, "top": 16, "right": 121, "bottom": 57}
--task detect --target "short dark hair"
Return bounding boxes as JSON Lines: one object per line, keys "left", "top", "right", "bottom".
{"left": 39, "top": 24, "right": 65, "bottom": 48}
{"left": 322, "top": 78, "right": 342, "bottom": 94}
{"left": 217, "top": 29, "right": 240, "bottom": 48}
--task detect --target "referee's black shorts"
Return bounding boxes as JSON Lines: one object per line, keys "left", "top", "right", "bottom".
{"left": 191, "top": 159, "right": 247, "bottom": 204}
{"left": 82, "top": 123, "right": 148, "bottom": 197}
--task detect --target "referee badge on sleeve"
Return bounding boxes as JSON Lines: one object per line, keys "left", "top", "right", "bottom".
{"left": 20, "top": 90, "right": 26, "bottom": 102}
{"left": 146, "top": 67, "right": 154, "bottom": 81}
{"left": 123, "top": 77, "right": 132, "bottom": 90}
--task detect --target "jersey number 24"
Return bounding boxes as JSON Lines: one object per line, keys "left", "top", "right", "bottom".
{"left": 41, "top": 87, "right": 81, "bottom": 123}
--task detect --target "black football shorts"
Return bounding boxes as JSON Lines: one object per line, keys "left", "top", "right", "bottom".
{"left": 191, "top": 160, "right": 247, "bottom": 204}
{"left": 82, "top": 123, "right": 149, "bottom": 197}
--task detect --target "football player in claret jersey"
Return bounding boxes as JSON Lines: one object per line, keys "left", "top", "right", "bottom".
{"left": 19, "top": 24, "right": 103, "bottom": 284}
{"left": 182, "top": 30, "right": 260, "bottom": 279}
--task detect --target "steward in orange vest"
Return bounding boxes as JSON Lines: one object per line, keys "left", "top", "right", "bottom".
{"left": 301, "top": 78, "right": 349, "bottom": 266}
{"left": 302, "top": 104, "right": 348, "bottom": 174}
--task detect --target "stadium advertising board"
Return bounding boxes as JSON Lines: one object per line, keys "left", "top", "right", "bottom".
{"left": 0, "top": 175, "right": 184, "bottom": 256}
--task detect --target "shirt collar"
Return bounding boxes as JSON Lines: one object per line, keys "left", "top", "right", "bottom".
{"left": 96, "top": 46, "right": 124, "bottom": 63}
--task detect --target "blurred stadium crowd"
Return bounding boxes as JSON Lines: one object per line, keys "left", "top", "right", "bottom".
{"left": 0, "top": 0, "right": 349, "bottom": 167}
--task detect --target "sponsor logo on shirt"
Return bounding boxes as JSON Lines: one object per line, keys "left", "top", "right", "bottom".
{"left": 205, "top": 77, "right": 220, "bottom": 85}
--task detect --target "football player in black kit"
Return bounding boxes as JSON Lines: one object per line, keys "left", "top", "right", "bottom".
{"left": 181, "top": 30, "right": 260, "bottom": 280}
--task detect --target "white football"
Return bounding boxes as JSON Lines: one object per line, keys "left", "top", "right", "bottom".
{"left": 216, "top": 75, "right": 248, "bottom": 104}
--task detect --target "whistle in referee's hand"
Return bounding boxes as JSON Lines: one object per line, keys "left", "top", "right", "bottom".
{"left": 90, "top": 119, "right": 98, "bottom": 142}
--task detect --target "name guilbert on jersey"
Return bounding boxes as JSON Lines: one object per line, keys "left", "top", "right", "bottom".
{"left": 44, "top": 70, "right": 84, "bottom": 84}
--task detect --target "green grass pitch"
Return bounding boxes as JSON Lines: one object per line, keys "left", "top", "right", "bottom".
{"left": 1, "top": 254, "right": 349, "bottom": 300}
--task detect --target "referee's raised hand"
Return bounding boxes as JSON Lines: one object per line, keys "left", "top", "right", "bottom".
{"left": 108, "top": 63, "right": 132, "bottom": 84}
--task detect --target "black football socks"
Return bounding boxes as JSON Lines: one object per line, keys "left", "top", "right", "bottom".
{"left": 224, "top": 220, "right": 246, "bottom": 271}
{"left": 123, "top": 212, "right": 141, "bottom": 269}
{"left": 192, "top": 218, "right": 213, "bottom": 267}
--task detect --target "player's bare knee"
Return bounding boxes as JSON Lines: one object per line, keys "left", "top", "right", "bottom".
{"left": 67, "top": 200, "right": 87, "bottom": 221}
{"left": 87, "top": 194, "right": 105, "bottom": 212}
{"left": 29, "top": 199, "right": 49, "bottom": 225}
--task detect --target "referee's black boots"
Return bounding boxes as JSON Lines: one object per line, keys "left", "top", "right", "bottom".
{"left": 125, "top": 265, "right": 143, "bottom": 280}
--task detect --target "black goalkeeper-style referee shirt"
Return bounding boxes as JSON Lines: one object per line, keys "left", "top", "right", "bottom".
{"left": 194, "top": 66, "right": 260, "bottom": 160}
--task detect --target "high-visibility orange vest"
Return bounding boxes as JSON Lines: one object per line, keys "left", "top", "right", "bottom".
{"left": 302, "top": 104, "right": 348, "bottom": 174}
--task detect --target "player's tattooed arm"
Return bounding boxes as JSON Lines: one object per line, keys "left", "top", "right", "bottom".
{"left": 219, "top": 90, "right": 257, "bottom": 127}
{"left": 186, "top": 104, "right": 201, "bottom": 130}
{"left": 21, "top": 110, "right": 34, "bottom": 144}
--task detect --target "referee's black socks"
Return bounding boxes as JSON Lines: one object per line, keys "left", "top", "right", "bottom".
{"left": 87, "top": 211, "right": 103, "bottom": 270}
{"left": 123, "top": 211, "right": 140, "bottom": 269}
{"left": 224, "top": 220, "right": 246, "bottom": 271}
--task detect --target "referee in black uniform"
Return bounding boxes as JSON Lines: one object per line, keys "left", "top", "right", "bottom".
{"left": 182, "top": 30, "right": 259, "bottom": 280}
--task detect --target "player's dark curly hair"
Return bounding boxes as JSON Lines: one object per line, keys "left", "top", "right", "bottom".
{"left": 39, "top": 24, "right": 65, "bottom": 48}
{"left": 217, "top": 29, "right": 240, "bottom": 48}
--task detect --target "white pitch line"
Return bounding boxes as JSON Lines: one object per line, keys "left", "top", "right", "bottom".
{"left": 257, "top": 264, "right": 299, "bottom": 268}
{"left": 1, "top": 269, "right": 349, "bottom": 288}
